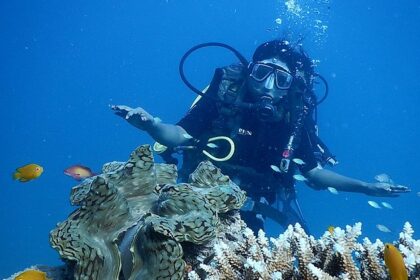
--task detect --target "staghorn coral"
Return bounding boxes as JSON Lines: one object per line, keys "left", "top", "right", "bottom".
{"left": 358, "top": 238, "right": 386, "bottom": 280}
{"left": 398, "top": 222, "right": 420, "bottom": 276}
{"left": 190, "top": 221, "right": 420, "bottom": 280}
{"left": 7, "top": 145, "right": 420, "bottom": 280}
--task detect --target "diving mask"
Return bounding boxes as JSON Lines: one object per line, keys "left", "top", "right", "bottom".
{"left": 247, "top": 59, "right": 292, "bottom": 121}
{"left": 250, "top": 63, "right": 293, "bottom": 90}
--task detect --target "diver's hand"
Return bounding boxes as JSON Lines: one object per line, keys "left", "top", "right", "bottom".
{"left": 111, "top": 105, "right": 156, "bottom": 131}
{"left": 365, "top": 182, "right": 411, "bottom": 197}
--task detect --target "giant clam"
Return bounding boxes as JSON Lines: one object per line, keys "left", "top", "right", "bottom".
{"left": 49, "top": 145, "right": 246, "bottom": 280}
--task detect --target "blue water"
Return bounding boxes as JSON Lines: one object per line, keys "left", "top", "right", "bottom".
{"left": 1, "top": 0, "right": 419, "bottom": 278}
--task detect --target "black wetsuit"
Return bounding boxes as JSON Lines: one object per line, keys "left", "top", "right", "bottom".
{"left": 175, "top": 85, "right": 319, "bottom": 233}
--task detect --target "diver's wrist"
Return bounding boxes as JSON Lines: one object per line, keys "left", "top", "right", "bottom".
{"left": 144, "top": 117, "right": 159, "bottom": 132}
{"left": 362, "top": 181, "right": 374, "bottom": 195}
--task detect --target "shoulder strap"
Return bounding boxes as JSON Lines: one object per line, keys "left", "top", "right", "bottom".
{"left": 304, "top": 113, "right": 338, "bottom": 167}
{"left": 215, "top": 63, "right": 247, "bottom": 105}
{"left": 210, "top": 64, "right": 248, "bottom": 134}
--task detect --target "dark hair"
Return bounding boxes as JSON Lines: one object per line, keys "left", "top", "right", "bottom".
{"left": 252, "top": 40, "right": 315, "bottom": 87}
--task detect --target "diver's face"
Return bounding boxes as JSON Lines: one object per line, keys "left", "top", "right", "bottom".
{"left": 248, "top": 58, "right": 293, "bottom": 103}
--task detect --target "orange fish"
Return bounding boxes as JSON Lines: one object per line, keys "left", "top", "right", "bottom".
{"left": 14, "top": 269, "right": 49, "bottom": 280}
{"left": 64, "top": 165, "right": 95, "bottom": 181}
{"left": 384, "top": 243, "right": 408, "bottom": 280}
{"left": 13, "top": 164, "right": 43, "bottom": 182}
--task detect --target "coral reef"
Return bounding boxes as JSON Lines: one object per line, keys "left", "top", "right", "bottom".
{"left": 7, "top": 145, "right": 420, "bottom": 280}
{"left": 187, "top": 219, "right": 420, "bottom": 280}
{"left": 189, "top": 218, "right": 419, "bottom": 279}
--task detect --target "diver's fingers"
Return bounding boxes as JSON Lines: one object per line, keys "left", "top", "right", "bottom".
{"left": 126, "top": 110, "right": 135, "bottom": 119}
{"left": 140, "top": 113, "right": 149, "bottom": 121}
{"left": 111, "top": 105, "right": 132, "bottom": 117}
{"left": 126, "top": 110, "right": 151, "bottom": 124}
{"left": 127, "top": 108, "right": 152, "bottom": 121}
{"left": 111, "top": 105, "right": 132, "bottom": 111}
{"left": 396, "top": 184, "right": 411, "bottom": 191}
{"left": 378, "top": 182, "right": 409, "bottom": 193}
{"left": 390, "top": 185, "right": 411, "bottom": 193}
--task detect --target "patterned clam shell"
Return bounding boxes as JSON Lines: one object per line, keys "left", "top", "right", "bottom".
{"left": 49, "top": 144, "right": 246, "bottom": 280}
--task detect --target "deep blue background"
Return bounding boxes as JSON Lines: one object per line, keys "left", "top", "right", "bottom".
{"left": 1, "top": 0, "right": 419, "bottom": 277}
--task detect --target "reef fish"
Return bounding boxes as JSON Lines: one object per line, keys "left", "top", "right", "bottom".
{"left": 292, "top": 158, "right": 305, "bottom": 165}
{"left": 13, "top": 164, "right": 44, "bottom": 182}
{"left": 376, "top": 224, "right": 392, "bottom": 233}
{"left": 270, "top": 165, "right": 281, "bottom": 173}
{"left": 384, "top": 243, "right": 408, "bottom": 280}
{"left": 293, "top": 174, "right": 307, "bottom": 181}
{"left": 64, "top": 165, "right": 95, "bottom": 181}
{"left": 206, "top": 143, "right": 218, "bottom": 149}
{"left": 327, "top": 187, "right": 339, "bottom": 194}
{"left": 327, "top": 225, "right": 335, "bottom": 234}
{"left": 14, "top": 269, "right": 49, "bottom": 280}
{"left": 381, "top": 202, "right": 394, "bottom": 209}
{"left": 367, "top": 200, "right": 381, "bottom": 209}
{"left": 182, "top": 133, "right": 193, "bottom": 139}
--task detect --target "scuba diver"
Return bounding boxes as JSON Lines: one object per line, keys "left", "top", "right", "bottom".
{"left": 111, "top": 39, "right": 410, "bottom": 233}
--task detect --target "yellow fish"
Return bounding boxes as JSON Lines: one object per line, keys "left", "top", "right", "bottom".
{"left": 13, "top": 163, "right": 44, "bottom": 182}
{"left": 384, "top": 243, "right": 408, "bottom": 280}
{"left": 328, "top": 226, "right": 335, "bottom": 234}
{"left": 14, "top": 269, "right": 49, "bottom": 280}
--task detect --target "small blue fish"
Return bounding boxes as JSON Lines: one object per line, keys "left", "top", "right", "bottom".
{"left": 381, "top": 202, "right": 394, "bottom": 209}
{"left": 206, "top": 143, "right": 218, "bottom": 149}
{"left": 293, "top": 174, "right": 307, "bottom": 181}
{"left": 376, "top": 224, "right": 391, "bottom": 233}
{"left": 182, "top": 133, "right": 193, "bottom": 139}
{"left": 327, "top": 187, "right": 339, "bottom": 195}
{"left": 292, "top": 158, "right": 306, "bottom": 165}
{"left": 368, "top": 200, "right": 381, "bottom": 209}
{"left": 270, "top": 165, "right": 281, "bottom": 173}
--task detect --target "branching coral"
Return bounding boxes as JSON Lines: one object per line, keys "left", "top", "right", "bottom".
{"left": 189, "top": 221, "right": 420, "bottom": 280}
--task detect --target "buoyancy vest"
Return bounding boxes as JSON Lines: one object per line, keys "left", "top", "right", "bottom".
{"left": 172, "top": 64, "right": 337, "bottom": 180}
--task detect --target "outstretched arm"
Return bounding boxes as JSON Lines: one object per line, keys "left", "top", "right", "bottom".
{"left": 111, "top": 105, "right": 189, "bottom": 148}
{"left": 305, "top": 167, "right": 410, "bottom": 197}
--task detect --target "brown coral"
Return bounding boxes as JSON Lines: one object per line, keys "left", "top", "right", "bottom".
{"left": 190, "top": 222, "right": 420, "bottom": 280}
